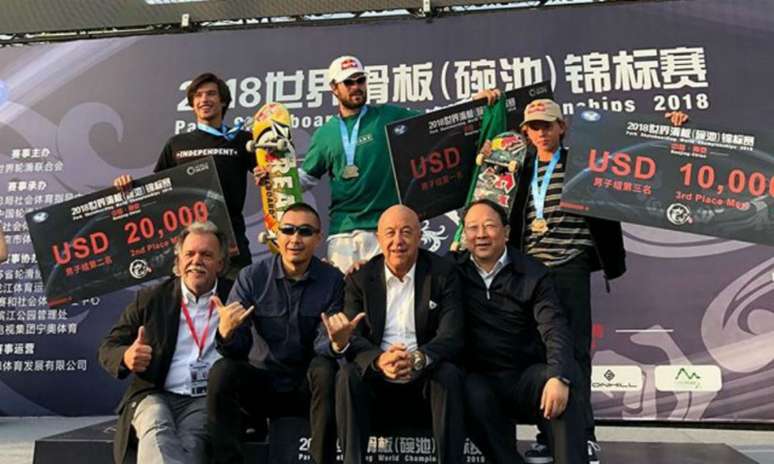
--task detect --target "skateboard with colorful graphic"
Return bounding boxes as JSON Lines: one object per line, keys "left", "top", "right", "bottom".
{"left": 450, "top": 131, "right": 528, "bottom": 251}
{"left": 246, "top": 102, "right": 302, "bottom": 253}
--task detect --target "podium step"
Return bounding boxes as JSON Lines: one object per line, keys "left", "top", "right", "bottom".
{"left": 33, "top": 418, "right": 758, "bottom": 464}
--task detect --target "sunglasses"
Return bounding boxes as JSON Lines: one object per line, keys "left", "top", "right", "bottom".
{"left": 342, "top": 76, "right": 367, "bottom": 87}
{"left": 279, "top": 224, "right": 319, "bottom": 237}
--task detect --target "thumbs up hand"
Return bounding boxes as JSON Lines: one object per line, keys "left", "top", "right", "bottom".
{"left": 212, "top": 295, "right": 254, "bottom": 341}
{"left": 321, "top": 312, "right": 366, "bottom": 353}
{"left": 123, "top": 325, "right": 153, "bottom": 373}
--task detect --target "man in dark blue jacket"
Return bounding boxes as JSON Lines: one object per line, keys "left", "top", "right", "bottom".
{"left": 207, "top": 202, "right": 342, "bottom": 464}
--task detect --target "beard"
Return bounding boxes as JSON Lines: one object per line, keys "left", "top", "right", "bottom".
{"left": 339, "top": 90, "right": 367, "bottom": 110}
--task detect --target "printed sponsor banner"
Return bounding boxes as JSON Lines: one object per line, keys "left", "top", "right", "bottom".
{"left": 1, "top": 0, "right": 774, "bottom": 423}
{"left": 386, "top": 82, "right": 552, "bottom": 220}
{"left": 655, "top": 365, "right": 723, "bottom": 392}
{"left": 591, "top": 365, "right": 644, "bottom": 392}
{"left": 270, "top": 418, "right": 486, "bottom": 464}
{"left": 561, "top": 110, "right": 774, "bottom": 246}
{"left": 25, "top": 158, "right": 235, "bottom": 307}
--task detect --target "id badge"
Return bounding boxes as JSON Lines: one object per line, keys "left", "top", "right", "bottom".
{"left": 189, "top": 361, "right": 209, "bottom": 397}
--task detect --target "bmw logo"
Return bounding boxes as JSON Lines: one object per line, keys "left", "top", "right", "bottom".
{"left": 581, "top": 110, "right": 601, "bottom": 122}
{"left": 32, "top": 211, "right": 48, "bottom": 223}
{"left": 393, "top": 125, "right": 407, "bottom": 135}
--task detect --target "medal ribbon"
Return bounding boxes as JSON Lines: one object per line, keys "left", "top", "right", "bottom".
{"left": 531, "top": 148, "right": 561, "bottom": 221}
{"left": 181, "top": 299, "right": 215, "bottom": 359}
{"left": 196, "top": 120, "right": 245, "bottom": 141}
{"left": 338, "top": 105, "right": 368, "bottom": 169}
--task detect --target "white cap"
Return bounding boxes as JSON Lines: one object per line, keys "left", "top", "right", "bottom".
{"left": 327, "top": 55, "right": 365, "bottom": 84}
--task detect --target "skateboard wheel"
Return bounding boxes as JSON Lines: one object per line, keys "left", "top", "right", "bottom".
{"left": 508, "top": 160, "right": 518, "bottom": 173}
{"left": 475, "top": 154, "right": 485, "bottom": 166}
{"left": 246, "top": 140, "right": 255, "bottom": 153}
{"left": 258, "top": 232, "right": 267, "bottom": 244}
{"left": 276, "top": 139, "right": 288, "bottom": 151}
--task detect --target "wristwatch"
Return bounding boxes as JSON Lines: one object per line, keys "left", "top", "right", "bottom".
{"left": 410, "top": 350, "right": 427, "bottom": 372}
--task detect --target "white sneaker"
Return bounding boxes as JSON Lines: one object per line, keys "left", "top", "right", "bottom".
{"left": 587, "top": 440, "right": 601, "bottom": 464}
{"left": 524, "top": 442, "right": 553, "bottom": 464}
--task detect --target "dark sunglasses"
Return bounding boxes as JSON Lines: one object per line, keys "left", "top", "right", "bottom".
{"left": 342, "top": 76, "right": 367, "bottom": 87}
{"left": 279, "top": 224, "right": 319, "bottom": 237}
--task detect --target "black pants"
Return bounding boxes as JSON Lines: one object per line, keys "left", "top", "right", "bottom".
{"left": 464, "top": 365, "right": 587, "bottom": 464}
{"left": 335, "top": 361, "right": 465, "bottom": 464}
{"left": 207, "top": 356, "right": 338, "bottom": 464}
{"left": 541, "top": 249, "right": 595, "bottom": 444}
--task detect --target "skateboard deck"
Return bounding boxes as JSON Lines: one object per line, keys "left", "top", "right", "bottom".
{"left": 450, "top": 131, "right": 528, "bottom": 251}
{"left": 247, "top": 102, "right": 302, "bottom": 253}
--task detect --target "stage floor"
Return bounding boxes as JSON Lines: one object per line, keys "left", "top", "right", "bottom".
{"left": 23, "top": 418, "right": 770, "bottom": 464}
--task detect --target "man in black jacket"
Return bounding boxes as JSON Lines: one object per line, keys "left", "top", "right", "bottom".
{"left": 328, "top": 204, "right": 466, "bottom": 464}
{"left": 456, "top": 199, "right": 586, "bottom": 464}
{"left": 98, "top": 221, "right": 232, "bottom": 464}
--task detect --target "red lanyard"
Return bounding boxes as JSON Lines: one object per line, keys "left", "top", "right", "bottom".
{"left": 180, "top": 298, "right": 215, "bottom": 359}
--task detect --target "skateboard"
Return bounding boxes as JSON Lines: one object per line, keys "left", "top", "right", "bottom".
{"left": 246, "top": 102, "right": 303, "bottom": 253}
{"left": 450, "top": 131, "right": 528, "bottom": 251}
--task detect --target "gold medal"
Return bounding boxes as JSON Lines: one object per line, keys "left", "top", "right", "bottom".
{"left": 531, "top": 218, "right": 549, "bottom": 235}
{"left": 342, "top": 165, "right": 360, "bottom": 179}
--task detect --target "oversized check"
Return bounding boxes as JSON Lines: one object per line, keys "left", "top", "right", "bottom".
{"left": 26, "top": 158, "right": 236, "bottom": 307}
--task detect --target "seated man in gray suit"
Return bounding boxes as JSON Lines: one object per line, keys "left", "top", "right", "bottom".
{"left": 320, "top": 204, "right": 465, "bottom": 464}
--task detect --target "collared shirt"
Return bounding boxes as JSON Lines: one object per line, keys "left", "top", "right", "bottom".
{"left": 164, "top": 281, "right": 221, "bottom": 395}
{"left": 227, "top": 254, "right": 344, "bottom": 391}
{"left": 471, "top": 249, "right": 511, "bottom": 297}
{"left": 381, "top": 263, "right": 418, "bottom": 353}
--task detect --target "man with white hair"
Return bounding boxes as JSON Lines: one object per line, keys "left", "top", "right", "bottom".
{"left": 98, "top": 221, "right": 234, "bottom": 464}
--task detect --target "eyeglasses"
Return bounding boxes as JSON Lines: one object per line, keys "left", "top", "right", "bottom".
{"left": 463, "top": 223, "right": 502, "bottom": 234}
{"left": 278, "top": 224, "right": 319, "bottom": 237}
{"left": 341, "top": 76, "right": 367, "bottom": 87}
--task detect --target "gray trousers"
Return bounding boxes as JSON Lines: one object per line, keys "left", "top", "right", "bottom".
{"left": 131, "top": 392, "right": 208, "bottom": 464}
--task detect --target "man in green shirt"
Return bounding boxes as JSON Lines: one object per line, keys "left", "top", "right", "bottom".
{"left": 300, "top": 56, "right": 498, "bottom": 271}
{"left": 300, "top": 56, "right": 417, "bottom": 271}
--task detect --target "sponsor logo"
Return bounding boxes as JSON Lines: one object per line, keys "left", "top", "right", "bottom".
{"left": 357, "top": 133, "right": 374, "bottom": 145}
{"left": 526, "top": 102, "right": 546, "bottom": 114}
{"left": 666, "top": 203, "right": 692, "bottom": 225}
{"left": 655, "top": 365, "right": 722, "bottom": 392}
{"left": 528, "top": 86, "right": 549, "bottom": 97}
{"left": 186, "top": 162, "right": 209, "bottom": 176}
{"left": 591, "top": 365, "right": 643, "bottom": 392}
{"left": 581, "top": 110, "right": 601, "bottom": 122}
{"left": 129, "top": 259, "right": 151, "bottom": 279}
{"left": 31, "top": 211, "right": 48, "bottom": 223}
{"left": 393, "top": 124, "right": 407, "bottom": 136}
{"left": 341, "top": 58, "right": 359, "bottom": 70}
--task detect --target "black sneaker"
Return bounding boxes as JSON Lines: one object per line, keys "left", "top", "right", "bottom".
{"left": 587, "top": 440, "right": 601, "bottom": 464}
{"left": 524, "top": 442, "right": 553, "bottom": 464}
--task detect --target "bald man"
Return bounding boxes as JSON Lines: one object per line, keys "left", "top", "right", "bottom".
{"left": 320, "top": 205, "right": 465, "bottom": 464}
